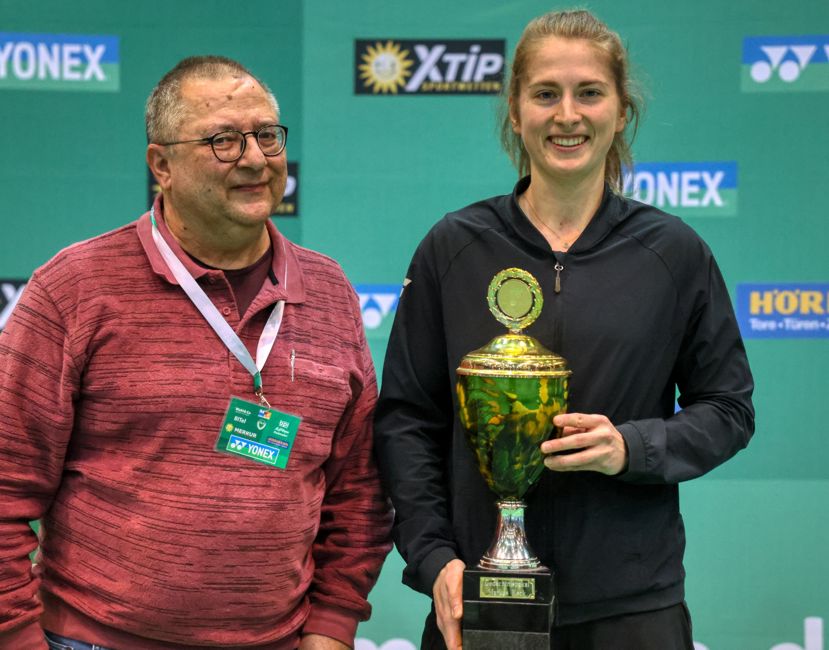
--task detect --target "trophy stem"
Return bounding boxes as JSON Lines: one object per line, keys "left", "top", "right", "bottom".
{"left": 479, "top": 498, "right": 546, "bottom": 572}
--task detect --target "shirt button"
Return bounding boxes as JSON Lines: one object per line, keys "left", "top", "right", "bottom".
{"left": 222, "top": 306, "right": 232, "bottom": 316}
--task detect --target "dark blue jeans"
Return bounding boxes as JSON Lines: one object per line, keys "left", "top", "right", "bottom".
{"left": 44, "top": 631, "right": 115, "bottom": 650}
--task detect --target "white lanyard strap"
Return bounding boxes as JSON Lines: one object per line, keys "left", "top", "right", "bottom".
{"left": 150, "top": 207, "right": 284, "bottom": 404}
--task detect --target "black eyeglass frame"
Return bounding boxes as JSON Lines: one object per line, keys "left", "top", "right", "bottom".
{"left": 158, "top": 124, "right": 288, "bottom": 162}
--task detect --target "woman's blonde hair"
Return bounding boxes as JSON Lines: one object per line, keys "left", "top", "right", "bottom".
{"left": 499, "top": 9, "right": 642, "bottom": 191}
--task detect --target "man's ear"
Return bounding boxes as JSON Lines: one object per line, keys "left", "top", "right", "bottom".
{"left": 147, "top": 144, "right": 173, "bottom": 192}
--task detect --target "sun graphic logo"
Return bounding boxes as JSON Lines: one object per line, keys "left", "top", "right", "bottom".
{"left": 355, "top": 40, "right": 414, "bottom": 94}
{"left": 742, "top": 35, "right": 829, "bottom": 92}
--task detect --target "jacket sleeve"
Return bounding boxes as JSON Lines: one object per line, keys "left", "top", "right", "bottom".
{"left": 302, "top": 284, "right": 393, "bottom": 647}
{"left": 373, "top": 237, "right": 459, "bottom": 597}
{"left": 617, "top": 252, "right": 755, "bottom": 484}
{"left": 0, "top": 274, "right": 77, "bottom": 650}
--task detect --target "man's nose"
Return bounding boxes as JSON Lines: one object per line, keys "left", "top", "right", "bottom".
{"left": 237, "top": 132, "right": 267, "bottom": 168}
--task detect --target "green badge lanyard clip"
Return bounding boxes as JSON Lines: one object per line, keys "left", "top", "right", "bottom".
{"left": 150, "top": 207, "right": 285, "bottom": 407}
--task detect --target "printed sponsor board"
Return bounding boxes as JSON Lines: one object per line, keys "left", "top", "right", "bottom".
{"left": 0, "top": 280, "right": 27, "bottom": 331}
{"left": 623, "top": 162, "right": 737, "bottom": 217}
{"left": 0, "top": 32, "right": 119, "bottom": 91}
{"left": 355, "top": 39, "right": 505, "bottom": 95}
{"left": 742, "top": 34, "right": 829, "bottom": 92}
{"left": 737, "top": 283, "right": 829, "bottom": 338}
{"left": 274, "top": 161, "right": 299, "bottom": 216}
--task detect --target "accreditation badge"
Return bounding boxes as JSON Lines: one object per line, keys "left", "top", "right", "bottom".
{"left": 216, "top": 397, "right": 301, "bottom": 469}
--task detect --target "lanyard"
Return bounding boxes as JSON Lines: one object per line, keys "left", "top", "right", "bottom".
{"left": 150, "top": 207, "right": 285, "bottom": 407}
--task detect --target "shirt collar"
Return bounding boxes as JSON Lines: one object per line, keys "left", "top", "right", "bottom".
{"left": 136, "top": 195, "right": 306, "bottom": 304}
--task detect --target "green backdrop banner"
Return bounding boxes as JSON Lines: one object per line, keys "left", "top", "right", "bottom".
{"left": 1, "top": 1, "right": 827, "bottom": 648}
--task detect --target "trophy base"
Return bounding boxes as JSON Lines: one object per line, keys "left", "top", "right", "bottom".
{"left": 462, "top": 567, "right": 554, "bottom": 650}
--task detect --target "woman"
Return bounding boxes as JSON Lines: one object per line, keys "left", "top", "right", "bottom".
{"left": 374, "top": 9, "right": 754, "bottom": 650}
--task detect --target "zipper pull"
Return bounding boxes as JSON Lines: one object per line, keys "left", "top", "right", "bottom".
{"left": 290, "top": 349, "right": 296, "bottom": 382}
{"left": 554, "top": 262, "right": 564, "bottom": 293}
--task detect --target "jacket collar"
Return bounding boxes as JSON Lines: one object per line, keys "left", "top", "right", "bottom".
{"left": 136, "top": 195, "right": 306, "bottom": 304}
{"left": 507, "top": 175, "right": 630, "bottom": 254}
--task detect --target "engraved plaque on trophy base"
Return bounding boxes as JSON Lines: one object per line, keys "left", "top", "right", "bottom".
{"left": 462, "top": 567, "right": 554, "bottom": 650}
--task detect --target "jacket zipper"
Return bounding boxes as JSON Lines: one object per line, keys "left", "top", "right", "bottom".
{"left": 551, "top": 256, "right": 565, "bottom": 355}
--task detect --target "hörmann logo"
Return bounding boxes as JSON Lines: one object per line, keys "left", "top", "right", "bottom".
{"left": 623, "top": 162, "right": 737, "bottom": 217}
{"left": 355, "top": 39, "right": 504, "bottom": 95}
{"left": 737, "top": 283, "right": 829, "bottom": 338}
{"left": 355, "top": 284, "right": 400, "bottom": 331}
{"left": 0, "top": 32, "right": 119, "bottom": 91}
{"left": 742, "top": 35, "right": 829, "bottom": 92}
{"left": 0, "top": 280, "right": 27, "bottom": 331}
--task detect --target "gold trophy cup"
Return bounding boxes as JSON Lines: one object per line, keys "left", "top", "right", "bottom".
{"left": 456, "top": 268, "right": 570, "bottom": 648}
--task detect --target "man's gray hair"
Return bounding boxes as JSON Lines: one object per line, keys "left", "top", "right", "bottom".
{"left": 145, "top": 55, "right": 279, "bottom": 143}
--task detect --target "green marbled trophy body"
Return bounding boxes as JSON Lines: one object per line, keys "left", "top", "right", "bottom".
{"left": 457, "top": 343, "right": 569, "bottom": 499}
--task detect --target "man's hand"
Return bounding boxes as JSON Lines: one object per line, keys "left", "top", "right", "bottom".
{"left": 433, "top": 558, "right": 466, "bottom": 649}
{"left": 541, "top": 413, "right": 628, "bottom": 475}
{"left": 299, "top": 633, "right": 351, "bottom": 649}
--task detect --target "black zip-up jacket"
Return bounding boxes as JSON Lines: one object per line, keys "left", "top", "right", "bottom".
{"left": 374, "top": 177, "right": 754, "bottom": 625}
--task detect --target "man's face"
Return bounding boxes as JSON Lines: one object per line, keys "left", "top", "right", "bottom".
{"left": 157, "top": 74, "right": 287, "bottom": 232}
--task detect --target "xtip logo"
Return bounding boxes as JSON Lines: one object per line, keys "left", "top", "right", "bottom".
{"left": 355, "top": 39, "right": 504, "bottom": 95}
{"left": 355, "top": 284, "right": 400, "bottom": 331}
{"left": 0, "top": 280, "right": 27, "bottom": 331}
{"left": 742, "top": 35, "right": 829, "bottom": 92}
{"left": 0, "top": 32, "right": 119, "bottom": 91}
{"left": 737, "top": 283, "right": 829, "bottom": 338}
{"left": 623, "top": 162, "right": 737, "bottom": 217}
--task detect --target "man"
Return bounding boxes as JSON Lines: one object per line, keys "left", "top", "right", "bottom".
{"left": 0, "top": 56, "right": 391, "bottom": 650}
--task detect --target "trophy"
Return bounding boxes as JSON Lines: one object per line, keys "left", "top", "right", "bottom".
{"left": 456, "top": 268, "right": 570, "bottom": 649}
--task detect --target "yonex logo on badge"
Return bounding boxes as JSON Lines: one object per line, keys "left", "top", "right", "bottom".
{"left": 355, "top": 284, "right": 400, "bottom": 330}
{"left": 227, "top": 435, "right": 280, "bottom": 464}
{"left": 623, "top": 162, "right": 737, "bottom": 217}
{"left": 355, "top": 39, "right": 505, "bottom": 95}
{"left": 742, "top": 35, "right": 829, "bottom": 92}
{"left": 0, "top": 32, "right": 120, "bottom": 91}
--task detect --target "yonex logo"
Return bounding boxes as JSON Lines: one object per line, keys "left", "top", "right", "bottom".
{"left": 227, "top": 435, "right": 280, "bottom": 464}
{"left": 0, "top": 280, "right": 27, "bottom": 331}
{"left": 742, "top": 35, "right": 829, "bottom": 92}
{"left": 623, "top": 162, "right": 737, "bottom": 217}
{"left": 0, "top": 32, "right": 120, "bottom": 91}
{"left": 355, "top": 284, "right": 400, "bottom": 330}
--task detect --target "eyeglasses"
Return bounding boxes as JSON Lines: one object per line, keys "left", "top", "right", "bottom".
{"left": 159, "top": 124, "right": 288, "bottom": 162}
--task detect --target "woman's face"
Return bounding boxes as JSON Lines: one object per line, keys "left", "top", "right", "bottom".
{"left": 511, "top": 36, "right": 626, "bottom": 188}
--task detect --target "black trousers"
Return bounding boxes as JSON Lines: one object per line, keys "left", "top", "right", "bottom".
{"left": 421, "top": 602, "right": 694, "bottom": 650}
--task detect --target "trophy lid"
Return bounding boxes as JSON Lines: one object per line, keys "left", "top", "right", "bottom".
{"left": 457, "top": 268, "right": 570, "bottom": 378}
